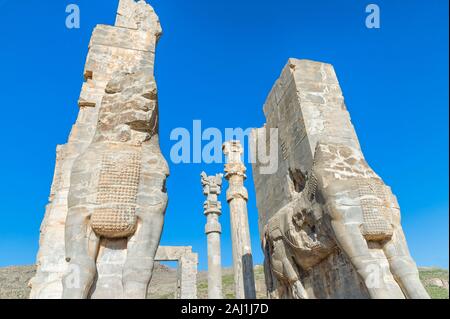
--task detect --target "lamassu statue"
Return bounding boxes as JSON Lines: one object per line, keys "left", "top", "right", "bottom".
{"left": 263, "top": 143, "right": 429, "bottom": 299}
{"left": 253, "top": 59, "right": 430, "bottom": 299}
{"left": 63, "top": 70, "right": 169, "bottom": 299}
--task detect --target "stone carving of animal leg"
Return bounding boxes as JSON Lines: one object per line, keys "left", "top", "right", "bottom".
{"left": 62, "top": 208, "right": 100, "bottom": 299}
{"left": 270, "top": 238, "right": 308, "bottom": 299}
{"left": 122, "top": 172, "right": 168, "bottom": 299}
{"left": 328, "top": 208, "right": 405, "bottom": 299}
{"left": 383, "top": 227, "right": 430, "bottom": 299}
{"left": 262, "top": 238, "right": 278, "bottom": 298}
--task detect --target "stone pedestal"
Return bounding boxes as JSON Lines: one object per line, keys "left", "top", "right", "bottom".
{"left": 223, "top": 141, "right": 256, "bottom": 299}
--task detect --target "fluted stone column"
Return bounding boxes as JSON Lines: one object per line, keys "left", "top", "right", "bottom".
{"left": 201, "top": 172, "right": 223, "bottom": 299}
{"left": 223, "top": 141, "right": 256, "bottom": 299}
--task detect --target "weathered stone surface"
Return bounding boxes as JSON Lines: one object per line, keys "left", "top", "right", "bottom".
{"left": 223, "top": 141, "right": 257, "bottom": 299}
{"left": 252, "top": 59, "right": 430, "bottom": 299}
{"left": 201, "top": 172, "right": 224, "bottom": 299}
{"left": 2, "top": 265, "right": 448, "bottom": 299}
{"left": 67, "top": 245, "right": 197, "bottom": 299}
{"left": 155, "top": 246, "right": 198, "bottom": 299}
{"left": 30, "top": 0, "right": 168, "bottom": 299}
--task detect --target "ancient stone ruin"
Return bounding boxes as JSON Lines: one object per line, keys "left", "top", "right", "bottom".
{"left": 252, "top": 59, "right": 430, "bottom": 299}
{"left": 223, "top": 141, "right": 257, "bottom": 299}
{"left": 155, "top": 246, "right": 198, "bottom": 299}
{"left": 30, "top": 0, "right": 429, "bottom": 300}
{"left": 30, "top": 0, "right": 172, "bottom": 299}
{"left": 201, "top": 172, "right": 224, "bottom": 299}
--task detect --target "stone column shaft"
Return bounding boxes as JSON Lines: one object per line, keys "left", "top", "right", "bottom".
{"left": 201, "top": 173, "right": 224, "bottom": 299}
{"left": 223, "top": 141, "right": 256, "bottom": 299}
{"left": 207, "top": 228, "right": 222, "bottom": 298}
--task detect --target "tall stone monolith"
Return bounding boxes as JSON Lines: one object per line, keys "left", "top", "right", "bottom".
{"left": 252, "top": 58, "right": 430, "bottom": 299}
{"left": 30, "top": 0, "right": 169, "bottom": 299}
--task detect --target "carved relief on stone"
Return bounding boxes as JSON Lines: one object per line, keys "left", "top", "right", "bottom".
{"left": 253, "top": 59, "right": 430, "bottom": 299}
{"left": 263, "top": 170, "right": 336, "bottom": 299}
{"left": 262, "top": 141, "right": 429, "bottom": 299}
{"left": 91, "top": 151, "right": 142, "bottom": 238}
{"left": 63, "top": 69, "right": 169, "bottom": 299}
{"left": 30, "top": 1, "right": 166, "bottom": 299}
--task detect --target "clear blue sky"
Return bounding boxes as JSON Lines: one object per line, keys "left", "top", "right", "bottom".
{"left": 0, "top": 0, "right": 448, "bottom": 271}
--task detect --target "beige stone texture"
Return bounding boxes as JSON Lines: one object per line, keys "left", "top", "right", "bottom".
{"left": 252, "top": 59, "right": 430, "bottom": 299}
{"left": 201, "top": 172, "right": 224, "bottom": 299}
{"left": 30, "top": 0, "right": 168, "bottom": 299}
{"left": 155, "top": 246, "right": 198, "bottom": 299}
{"left": 223, "top": 141, "right": 257, "bottom": 299}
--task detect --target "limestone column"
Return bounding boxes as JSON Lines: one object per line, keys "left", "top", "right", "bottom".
{"left": 223, "top": 141, "right": 256, "bottom": 299}
{"left": 201, "top": 172, "right": 224, "bottom": 299}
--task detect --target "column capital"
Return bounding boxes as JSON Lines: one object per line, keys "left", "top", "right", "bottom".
{"left": 203, "top": 200, "right": 222, "bottom": 216}
{"left": 201, "top": 172, "right": 223, "bottom": 197}
{"left": 223, "top": 140, "right": 243, "bottom": 156}
{"left": 223, "top": 141, "right": 247, "bottom": 179}
{"left": 223, "top": 141, "right": 243, "bottom": 163}
{"left": 224, "top": 163, "right": 247, "bottom": 179}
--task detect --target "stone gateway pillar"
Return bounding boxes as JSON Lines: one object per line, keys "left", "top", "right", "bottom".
{"left": 201, "top": 172, "right": 224, "bottom": 299}
{"left": 223, "top": 141, "right": 256, "bottom": 299}
{"left": 252, "top": 58, "right": 430, "bottom": 299}
{"left": 155, "top": 246, "right": 198, "bottom": 299}
{"left": 30, "top": 0, "right": 169, "bottom": 299}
